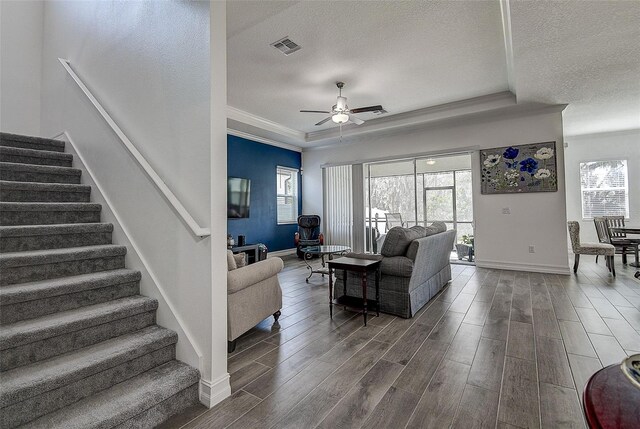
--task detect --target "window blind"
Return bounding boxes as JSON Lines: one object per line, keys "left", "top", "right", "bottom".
{"left": 276, "top": 166, "right": 299, "bottom": 224}
{"left": 580, "top": 160, "right": 629, "bottom": 218}
{"left": 323, "top": 165, "right": 353, "bottom": 247}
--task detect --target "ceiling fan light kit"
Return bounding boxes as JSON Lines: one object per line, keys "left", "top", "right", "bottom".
{"left": 332, "top": 113, "right": 349, "bottom": 124}
{"left": 300, "top": 82, "right": 386, "bottom": 135}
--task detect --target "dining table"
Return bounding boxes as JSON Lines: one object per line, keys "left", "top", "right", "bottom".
{"left": 609, "top": 227, "right": 640, "bottom": 268}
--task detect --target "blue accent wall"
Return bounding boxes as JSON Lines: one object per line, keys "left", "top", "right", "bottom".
{"left": 227, "top": 135, "right": 302, "bottom": 252}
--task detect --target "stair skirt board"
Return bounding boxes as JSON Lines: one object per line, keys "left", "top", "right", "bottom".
{"left": 0, "top": 132, "right": 200, "bottom": 427}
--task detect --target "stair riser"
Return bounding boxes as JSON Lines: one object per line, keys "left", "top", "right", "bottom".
{"left": 0, "top": 209, "right": 101, "bottom": 225}
{"left": 112, "top": 383, "right": 199, "bottom": 429}
{"left": 1, "top": 281, "right": 139, "bottom": 324}
{"left": 0, "top": 189, "right": 91, "bottom": 203}
{"left": 1, "top": 311, "right": 156, "bottom": 371}
{"left": 0, "top": 153, "right": 72, "bottom": 167}
{"left": 0, "top": 231, "right": 112, "bottom": 253}
{"left": 0, "top": 140, "right": 65, "bottom": 153}
{"left": 2, "top": 346, "right": 175, "bottom": 428}
{"left": 0, "top": 169, "right": 81, "bottom": 184}
{"left": 1, "top": 255, "right": 126, "bottom": 285}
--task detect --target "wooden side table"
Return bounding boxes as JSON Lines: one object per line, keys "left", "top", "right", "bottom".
{"left": 583, "top": 364, "right": 640, "bottom": 428}
{"left": 327, "top": 257, "right": 381, "bottom": 326}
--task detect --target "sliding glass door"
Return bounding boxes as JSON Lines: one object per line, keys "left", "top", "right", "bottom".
{"left": 365, "top": 153, "right": 474, "bottom": 262}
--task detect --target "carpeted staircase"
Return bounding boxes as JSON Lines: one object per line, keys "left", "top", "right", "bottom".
{"left": 0, "top": 132, "right": 200, "bottom": 428}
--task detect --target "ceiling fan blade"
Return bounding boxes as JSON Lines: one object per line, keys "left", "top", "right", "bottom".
{"left": 349, "top": 115, "right": 365, "bottom": 125}
{"left": 315, "top": 117, "right": 332, "bottom": 126}
{"left": 300, "top": 110, "right": 331, "bottom": 114}
{"left": 349, "top": 105, "right": 384, "bottom": 114}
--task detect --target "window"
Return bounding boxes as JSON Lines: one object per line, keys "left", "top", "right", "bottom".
{"left": 276, "top": 166, "right": 299, "bottom": 224}
{"left": 580, "top": 160, "right": 629, "bottom": 219}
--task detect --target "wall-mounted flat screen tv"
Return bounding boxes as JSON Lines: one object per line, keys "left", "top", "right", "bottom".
{"left": 228, "top": 177, "right": 251, "bottom": 218}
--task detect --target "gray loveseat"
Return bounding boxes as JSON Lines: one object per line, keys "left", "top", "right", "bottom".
{"left": 335, "top": 222, "right": 455, "bottom": 318}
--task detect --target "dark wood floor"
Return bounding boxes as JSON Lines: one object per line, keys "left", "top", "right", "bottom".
{"left": 166, "top": 255, "right": 640, "bottom": 429}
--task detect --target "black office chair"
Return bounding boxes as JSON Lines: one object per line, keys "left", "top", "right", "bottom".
{"left": 294, "top": 215, "right": 323, "bottom": 258}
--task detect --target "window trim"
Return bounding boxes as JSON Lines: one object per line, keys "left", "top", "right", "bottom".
{"left": 276, "top": 166, "right": 300, "bottom": 225}
{"left": 579, "top": 159, "right": 629, "bottom": 220}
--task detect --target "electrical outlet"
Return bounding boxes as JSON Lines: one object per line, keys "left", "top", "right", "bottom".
{"left": 502, "top": 207, "right": 511, "bottom": 215}
{"left": 529, "top": 245, "right": 535, "bottom": 253}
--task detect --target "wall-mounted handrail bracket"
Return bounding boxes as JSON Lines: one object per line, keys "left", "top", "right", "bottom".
{"left": 58, "top": 58, "right": 211, "bottom": 238}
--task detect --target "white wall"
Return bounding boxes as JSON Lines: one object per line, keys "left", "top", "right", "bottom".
{"left": 564, "top": 129, "right": 640, "bottom": 243}
{"left": 0, "top": 0, "right": 43, "bottom": 135}
{"left": 39, "top": 0, "right": 228, "bottom": 406}
{"left": 303, "top": 108, "right": 570, "bottom": 274}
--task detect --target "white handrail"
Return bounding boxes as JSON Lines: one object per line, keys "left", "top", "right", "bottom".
{"left": 58, "top": 58, "right": 211, "bottom": 238}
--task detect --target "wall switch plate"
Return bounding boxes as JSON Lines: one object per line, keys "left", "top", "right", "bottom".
{"left": 502, "top": 207, "right": 511, "bottom": 215}
{"left": 529, "top": 245, "right": 535, "bottom": 253}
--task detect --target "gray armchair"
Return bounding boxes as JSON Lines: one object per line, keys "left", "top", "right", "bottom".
{"left": 227, "top": 251, "right": 283, "bottom": 352}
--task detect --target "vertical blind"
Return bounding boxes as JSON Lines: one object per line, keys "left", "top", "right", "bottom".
{"left": 580, "top": 160, "right": 629, "bottom": 218}
{"left": 276, "top": 166, "right": 299, "bottom": 224}
{"left": 323, "top": 165, "right": 353, "bottom": 247}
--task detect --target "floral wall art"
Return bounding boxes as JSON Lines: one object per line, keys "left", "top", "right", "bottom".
{"left": 481, "top": 141, "right": 557, "bottom": 194}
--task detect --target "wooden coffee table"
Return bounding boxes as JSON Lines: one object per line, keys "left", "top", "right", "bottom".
{"left": 583, "top": 364, "right": 640, "bottom": 428}
{"left": 327, "top": 257, "right": 381, "bottom": 326}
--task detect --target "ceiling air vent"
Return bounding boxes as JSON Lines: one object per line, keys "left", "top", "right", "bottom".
{"left": 271, "top": 37, "right": 301, "bottom": 56}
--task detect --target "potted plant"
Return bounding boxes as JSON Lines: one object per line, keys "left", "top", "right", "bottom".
{"left": 455, "top": 234, "right": 474, "bottom": 262}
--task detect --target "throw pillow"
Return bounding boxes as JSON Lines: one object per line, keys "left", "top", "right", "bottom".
{"left": 406, "top": 241, "right": 420, "bottom": 260}
{"left": 381, "top": 226, "right": 424, "bottom": 257}
{"left": 410, "top": 225, "right": 427, "bottom": 237}
{"left": 431, "top": 221, "right": 447, "bottom": 233}
{"left": 227, "top": 250, "right": 237, "bottom": 271}
{"left": 406, "top": 223, "right": 448, "bottom": 259}
{"left": 233, "top": 253, "right": 247, "bottom": 268}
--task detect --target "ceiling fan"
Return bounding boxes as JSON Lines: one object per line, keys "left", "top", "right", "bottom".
{"left": 300, "top": 82, "right": 386, "bottom": 127}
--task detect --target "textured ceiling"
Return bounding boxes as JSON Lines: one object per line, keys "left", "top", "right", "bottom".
{"left": 509, "top": 1, "right": 640, "bottom": 137}
{"left": 227, "top": 0, "right": 508, "bottom": 134}
{"left": 227, "top": 0, "right": 640, "bottom": 143}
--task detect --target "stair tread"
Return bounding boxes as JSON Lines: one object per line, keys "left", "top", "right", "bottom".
{"left": 0, "top": 268, "right": 140, "bottom": 305}
{"left": 0, "top": 244, "right": 126, "bottom": 268}
{"left": 0, "top": 146, "right": 72, "bottom": 160}
{"left": 0, "top": 133, "right": 65, "bottom": 152}
{"left": 0, "top": 295, "right": 158, "bottom": 350}
{"left": 0, "top": 162, "right": 81, "bottom": 176}
{"left": 0, "top": 222, "right": 113, "bottom": 237}
{"left": 25, "top": 360, "right": 199, "bottom": 429}
{"left": 0, "top": 180, "right": 90, "bottom": 193}
{"left": 0, "top": 325, "right": 177, "bottom": 408}
{"left": 0, "top": 202, "right": 101, "bottom": 211}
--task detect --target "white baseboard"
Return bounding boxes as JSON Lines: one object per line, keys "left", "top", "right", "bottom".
{"left": 475, "top": 259, "right": 571, "bottom": 275}
{"left": 269, "top": 248, "right": 296, "bottom": 257}
{"left": 200, "top": 374, "right": 231, "bottom": 408}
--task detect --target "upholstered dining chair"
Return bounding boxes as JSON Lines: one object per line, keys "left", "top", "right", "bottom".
{"left": 568, "top": 221, "right": 616, "bottom": 276}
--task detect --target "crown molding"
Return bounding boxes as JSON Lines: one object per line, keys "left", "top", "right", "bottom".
{"left": 227, "top": 106, "right": 306, "bottom": 143}
{"left": 305, "top": 91, "right": 517, "bottom": 143}
{"left": 227, "top": 128, "right": 303, "bottom": 152}
{"left": 564, "top": 127, "right": 640, "bottom": 140}
{"left": 226, "top": 93, "right": 566, "bottom": 150}
{"left": 304, "top": 102, "right": 567, "bottom": 151}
